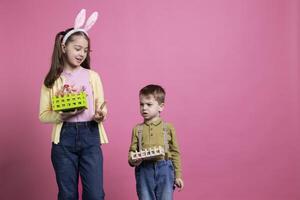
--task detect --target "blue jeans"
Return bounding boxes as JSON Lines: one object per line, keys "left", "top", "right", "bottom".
{"left": 135, "top": 160, "right": 175, "bottom": 200}
{"left": 51, "top": 121, "right": 105, "bottom": 200}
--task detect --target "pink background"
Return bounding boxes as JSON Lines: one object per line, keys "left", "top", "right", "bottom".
{"left": 0, "top": 0, "right": 299, "bottom": 199}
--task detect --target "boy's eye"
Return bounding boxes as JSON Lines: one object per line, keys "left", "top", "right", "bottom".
{"left": 140, "top": 103, "right": 152, "bottom": 107}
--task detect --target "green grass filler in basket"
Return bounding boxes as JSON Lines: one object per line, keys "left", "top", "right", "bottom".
{"left": 52, "top": 84, "right": 88, "bottom": 112}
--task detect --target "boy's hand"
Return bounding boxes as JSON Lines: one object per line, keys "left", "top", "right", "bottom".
{"left": 130, "top": 158, "right": 143, "bottom": 167}
{"left": 175, "top": 178, "right": 184, "bottom": 191}
{"left": 59, "top": 109, "right": 85, "bottom": 121}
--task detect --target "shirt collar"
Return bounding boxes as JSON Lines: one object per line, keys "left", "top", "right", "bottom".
{"left": 62, "top": 66, "right": 82, "bottom": 77}
{"left": 144, "top": 118, "right": 162, "bottom": 126}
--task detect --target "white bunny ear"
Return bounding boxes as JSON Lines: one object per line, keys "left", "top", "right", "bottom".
{"left": 74, "top": 9, "right": 86, "bottom": 29}
{"left": 84, "top": 11, "right": 98, "bottom": 31}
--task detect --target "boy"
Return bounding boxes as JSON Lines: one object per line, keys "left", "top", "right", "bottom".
{"left": 128, "top": 84, "right": 184, "bottom": 200}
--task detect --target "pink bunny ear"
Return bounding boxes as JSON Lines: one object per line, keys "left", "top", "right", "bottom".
{"left": 74, "top": 9, "right": 86, "bottom": 29}
{"left": 84, "top": 11, "right": 98, "bottom": 31}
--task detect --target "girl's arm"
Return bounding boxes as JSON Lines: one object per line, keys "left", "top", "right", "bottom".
{"left": 94, "top": 72, "right": 108, "bottom": 118}
{"left": 39, "top": 85, "right": 62, "bottom": 124}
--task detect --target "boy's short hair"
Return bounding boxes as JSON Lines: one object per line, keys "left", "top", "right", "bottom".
{"left": 139, "top": 84, "right": 166, "bottom": 104}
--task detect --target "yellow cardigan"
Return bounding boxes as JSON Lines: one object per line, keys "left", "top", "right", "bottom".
{"left": 39, "top": 69, "right": 108, "bottom": 144}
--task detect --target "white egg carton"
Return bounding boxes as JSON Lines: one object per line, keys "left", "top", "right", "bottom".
{"left": 131, "top": 146, "right": 165, "bottom": 160}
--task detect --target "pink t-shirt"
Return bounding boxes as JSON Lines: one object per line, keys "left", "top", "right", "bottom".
{"left": 61, "top": 66, "right": 95, "bottom": 122}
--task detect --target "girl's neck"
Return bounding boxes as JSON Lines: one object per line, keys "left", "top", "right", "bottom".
{"left": 63, "top": 64, "right": 81, "bottom": 73}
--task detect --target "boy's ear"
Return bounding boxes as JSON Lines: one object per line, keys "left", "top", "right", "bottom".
{"left": 159, "top": 103, "right": 165, "bottom": 112}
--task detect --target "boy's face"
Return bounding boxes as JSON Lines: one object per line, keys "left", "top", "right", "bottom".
{"left": 139, "top": 94, "right": 164, "bottom": 122}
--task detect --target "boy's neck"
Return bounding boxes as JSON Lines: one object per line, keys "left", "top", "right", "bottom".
{"left": 144, "top": 116, "right": 161, "bottom": 124}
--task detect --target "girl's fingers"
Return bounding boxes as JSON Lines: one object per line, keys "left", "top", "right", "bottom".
{"left": 59, "top": 109, "right": 84, "bottom": 116}
{"left": 95, "top": 114, "right": 104, "bottom": 120}
{"left": 95, "top": 101, "right": 106, "bottom": 112}
{"left": 96, "top": 111, "right": 104, "bottom": 116}
{"left": 100, "top": 101, "right": 106, "bottom": 110}
{"left": 95, "top": 109, "right": 106, "bottom": 117}
{"left": 76, "top": 108, "right": 85, "bottom": 113}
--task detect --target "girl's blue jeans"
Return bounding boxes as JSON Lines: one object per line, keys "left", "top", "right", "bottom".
{"left": 135, "top": 159, "right": 175, "bottom": 200}
{"left": 51, "top": 121, "right": 104, "bottom": 200}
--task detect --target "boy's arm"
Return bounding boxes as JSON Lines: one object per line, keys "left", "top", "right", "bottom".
{"left": 39, "top": 84, "right": 62, "bottom": 124}
{"left": 168, "top": 124, "right": 182, "bottom": 179}
{"left": 128, "top": 127, "right": 141, "bottom": 167}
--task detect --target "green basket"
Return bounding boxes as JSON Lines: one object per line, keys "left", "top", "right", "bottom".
{"left": 52, "top": 92, "right": 88, "bottom": 112}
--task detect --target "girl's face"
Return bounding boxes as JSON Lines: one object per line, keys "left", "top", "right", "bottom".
{"left": 62, "top": 35, "right": 89, "bottom": 68}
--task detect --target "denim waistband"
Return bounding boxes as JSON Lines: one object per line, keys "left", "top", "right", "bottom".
{"left": 63, "top": 121, "right": 97, "bottom": 127}
{"left": 142, "top": 159, "right": 171, "bottom": 166}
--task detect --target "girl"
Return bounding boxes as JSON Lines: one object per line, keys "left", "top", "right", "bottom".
{"left": 39, "top": 9, "right": 108, "bottom": 200}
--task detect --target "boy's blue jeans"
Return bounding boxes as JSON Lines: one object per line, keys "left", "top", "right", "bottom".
{"left": 51, "top": 121, "right": 104, "bottom": 200}
{"left": 135, "top": 159, "right": 175, "bottom": 200}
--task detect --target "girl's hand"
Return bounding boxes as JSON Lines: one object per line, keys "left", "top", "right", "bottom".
{"left": 93, "top": 101, "right": 107, "bottom": 123}
{"left": 93, "top": 110, "right": 106, "bottom": 123}
{"left": 175, "top": 178, "right": 184, "bottom": 191}
{"left": 59, "top": 109, "right": 85, "bottom": 121}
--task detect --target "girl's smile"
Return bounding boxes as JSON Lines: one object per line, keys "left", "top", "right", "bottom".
{"left": 62, "top": 35, "right": 89, "bottom": 69}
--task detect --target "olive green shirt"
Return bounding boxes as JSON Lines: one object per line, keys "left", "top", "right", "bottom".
{"left": 128, "top": 118, "right": 182, "bottom": 178}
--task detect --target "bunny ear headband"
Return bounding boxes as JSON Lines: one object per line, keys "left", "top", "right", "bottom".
{"left": 62, "top": 9, "right": 98, "bottom": 45}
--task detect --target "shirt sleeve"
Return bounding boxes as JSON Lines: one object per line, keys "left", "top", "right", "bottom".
{"left": 128, "top": 127, "right": 138, "bottom": 167}
{"left": 168, "top": 123, "right": 182, "bottom": 179}
{"left": 39, "top": 84, "right": 62, "bottom": 124}
{"left": 93, "top": 72, "right": 108, "bottom": 116}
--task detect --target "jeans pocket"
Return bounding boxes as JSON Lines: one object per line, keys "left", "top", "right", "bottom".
{"left": 135, "top": 165, "right": 142, "bottom": 182}
{"left": 168, "top": 161, "right": 175, "bottom": 171}
{"left": 87, "top": 124, "right": 100, "bottom": 142}
{"left": 60, "top": 127, "right": 70, "bottom": 138}
{"left": 60, "top": 127, "right": 66, "bottom": 135}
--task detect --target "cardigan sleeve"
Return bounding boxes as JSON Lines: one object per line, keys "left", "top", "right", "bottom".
{"left": 39, "top": 84, "right": 62, "bottom": 124}
{"left": 93, "top": 72, "right": 108, "bottom": 115}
